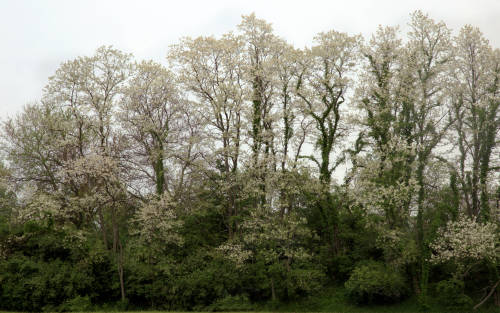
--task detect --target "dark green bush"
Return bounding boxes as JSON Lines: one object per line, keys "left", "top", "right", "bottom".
{"left": 0, "top": 256, "right": 95, "bottom": 312}
{"left": 344, "top": 261, "right": 408, "bottom": 304}
{"left": 288, "top": 267, "right": 326, "bottom": 297}
{"left": 0, "top": 221, "right": 116, "bottom": 312}
{"left": 175, "top": 250, "right": 241, "bottom": 310}
{"left": 435, "top": 278, "right": 473, "bottom": 310}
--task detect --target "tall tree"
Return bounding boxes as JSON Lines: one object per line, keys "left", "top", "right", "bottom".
{"left": 355, "top": 25, "right": 417, "bottom": 229}
{"left": 238, "top": 13, "right": 281, "bottom": 207}
{"left": 120, "top": 60, "right": 183, "bottom": 196}
{"left": 405, "top": 11, "right": 454, "bottom": 301}
{"left": 450, "top": 25, "right": 500, "bottom": 221}
{"left": 169, "top": 34, "right": 245, "bottom": 237}
{"left": 296, "top": 31, "right": 361, "bottom": 185}
{"left": 295, "top": 30, "right": 361, "bottom": 257}
{"left": 2, "top": 102, "right": 67, "bottom": 192}
{"left": 44, "top": 46, "right": 133, "bottom": 156}
{"left": 61, "top": 154, "right": 131, "bottom": 301}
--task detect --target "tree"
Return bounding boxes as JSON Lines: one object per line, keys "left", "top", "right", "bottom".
{"left": 219, "top": 207, "right": 319, "bottom": 301}
{"left": 1, "top": 102, "right": 66, "bottom": 192}
{"left": 238, "top": 14, "right": 278, "bottom": 168}
{"left": 132, "top": 193, "right": 183, "bottom": 258}
{"left": 120, "top": 60, "right": 183, "bottom": 196}
{"left": 404, "top": 11, "right": 454, "bottom": 302}
{"left": 296, "top": 30, "right": 361, "bottom": 185}
{"left": 430, "top": 215, "right": 499, "bottom": 308}
{"left": 354, "top": 25, "right": 417, "bottom": 229}
{"left": 61, "top": 154, "right": 131, "bottom": 301}
{"left": 44, "top": 46, "right": 132, "bottom": 156}
{"left": 449, "top": 25, "right": 500, "bottom": 221}
{"left": 33, "top": 46, "right": 133, "bottom": 301}
{"left": 1, "top": 11, "right": 500, "bottom": 311}
{"left": 238, "top": 14, "right": 281, "bottom": 207}
{"left": 295, "top": 30, "right": 361, "bottom": 258}
{"left": 169, "top": 34, "right": 245, "bottom": 237}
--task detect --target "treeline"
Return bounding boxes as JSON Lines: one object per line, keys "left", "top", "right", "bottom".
{"left": 0, "top": 11, "right": 499, "bottom": 312}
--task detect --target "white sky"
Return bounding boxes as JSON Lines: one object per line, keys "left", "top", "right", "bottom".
{"left": 1, "top": 0, "right": 500, "bottom": 119}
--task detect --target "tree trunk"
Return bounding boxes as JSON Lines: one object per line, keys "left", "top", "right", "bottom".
{"left": 98, "top": 208, "right": 109, "bottom": 249}
{"left": 271, "top": 277, "right": 276, "bottom": 301}
{"left": 473, "top": 279, "right": 500, "bottom": 309}
{"left": 416, "top": 161, "right": 429, "bottom": 305}
{"left": 154, "top": 154, "right": 165, "bottom": 196}
{"left": 112, "top": 206, "right": 126, "bottom": 301}
{"left": 118, "top": 240, "right": 126, "bottom": 301}
{"left": 495, "top": 288, "right": 500, "bottom": 307}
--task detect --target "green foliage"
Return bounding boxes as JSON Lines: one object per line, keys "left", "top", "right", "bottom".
{"left": 58, "top": 295, "right": 93, "bottom": 312}
{"left": 241, "top": 256, "right": 326, "bottom": 302}
{"left": 0, "top": 256, "right": 95, "bottom": 311}
{"left": 435, "top": 278, "right": 473, "bottom": 310}
{"left": 179, "top": 251, "right": 244, "bottom": 309}
{"left": 206, "top": 294, "right": 255, "bottom": 311}
{"left": 125, "top": 247, "right": 243, "bottom": 310}
{"left": 0, "top": 219, "right": 117, "bottom": 311}
{"left": 345, "top": 261, "right": 409, "bottom": 304}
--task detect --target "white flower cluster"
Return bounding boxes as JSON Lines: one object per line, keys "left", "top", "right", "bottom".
{"left": 16, "top": 193, "right": 61, "bottom": 222}
{"left": 430, "top": 215, "right": 498, "bottom": 264}
{"left": 216, "top": 243, "right": 252, "bottom": 266}
{"left": 133, "top": 194, "right": 183, "bottom": 247}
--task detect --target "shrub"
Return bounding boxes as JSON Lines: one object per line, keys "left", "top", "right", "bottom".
{"left": 206, "top": 294, "right": 255, "bottom": 311}
{"left": 345, "top": 261, "right": 408, "bottom": 304}
{"left": 435, "top": 278, "right": 473, "bottom": 310}
{"left": 58, "top": 295, "right": 93, "bottom": 312}
{"left": 288, "top": 267, "right": 326, "bottom": 297}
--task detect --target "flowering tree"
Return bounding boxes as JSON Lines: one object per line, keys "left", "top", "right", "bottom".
{"left": 430, "top": 215, "right": 499, "bottom": 308}
{"left": 296, "top": 30, "right": 361, "bottom": 186}
{"left": 44, "top": 46, "right": 133, "bottom": 156}
{"left": 353, "top": 25, "right": 419, "bottom": 228}
{"left": 61, "top": 154, "right": 129, "bottom": 301}
{"left": 120, "top": 60, "right": 183, "bottom": 196}
{"left": 169, "top": 34, "right": 246, "bottom": 237}
{"left": 132, "top": 193, "right": 183, "bottom": 259}
{"left": 449, "top": 26, "right": 500, "bottom": 221}
{"left": 218, "top": 207, "right": 316, "bottom": 300}
{"left": 430, "top": 215, "right": 498, "bottom": 275}
{"left": 1, "top": 12, "right": 500, "bottom": 311}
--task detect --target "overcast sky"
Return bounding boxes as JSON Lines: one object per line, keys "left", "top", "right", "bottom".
{"left": 1, "top": 0, "right": 499, "bottom": 119}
